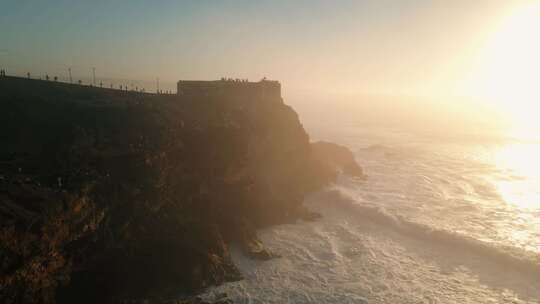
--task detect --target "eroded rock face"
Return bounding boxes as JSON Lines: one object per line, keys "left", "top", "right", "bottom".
{"left": 0, "top": 177, "right": 103, "bottom": 304}
{"left": 0, "top": 77, "right": 362, "bottom": 303}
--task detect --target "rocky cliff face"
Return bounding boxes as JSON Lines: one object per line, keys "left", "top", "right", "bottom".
{"left": 0, "top": 77, "right": 363, "bottom": 304}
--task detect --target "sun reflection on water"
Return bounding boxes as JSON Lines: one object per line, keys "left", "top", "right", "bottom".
{"left": 492, "top": 143, "right": 540, "bottom": 210}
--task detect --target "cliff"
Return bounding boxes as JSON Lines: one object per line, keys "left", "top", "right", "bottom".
{"left": 0, "top": 76, "right": 363, "bottom": 304}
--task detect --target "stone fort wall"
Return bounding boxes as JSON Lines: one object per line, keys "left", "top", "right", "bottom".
{"left": 177, "top": 80, "right": 281, "bottom": 99}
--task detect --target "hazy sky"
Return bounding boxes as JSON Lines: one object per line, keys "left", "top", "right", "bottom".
{"left": 0, "top": 0, "right": 529, "bottom": 100}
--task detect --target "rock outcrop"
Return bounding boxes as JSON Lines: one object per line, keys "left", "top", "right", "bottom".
{"left": 0, "top": 77, "right": 361, "bottom": 303}
{"left": 310, "top": 141, "right": 365, "bottom": 179}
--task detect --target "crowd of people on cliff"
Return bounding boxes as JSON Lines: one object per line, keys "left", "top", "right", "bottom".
{"left": 221, "top": 77, "right": 250, "bottom": 82}
{"left": 220, "top": 77, "right": 269, "bottom": 83}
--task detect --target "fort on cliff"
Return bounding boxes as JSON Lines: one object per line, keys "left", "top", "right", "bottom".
{"left": 0, "top": 73, "right": 363, "bottom": 304}
{"left": 0, "top": 73, "right": 282, "bottom": 100}
{"left": 177, "top": 79, "right": 281, "bottom": 99}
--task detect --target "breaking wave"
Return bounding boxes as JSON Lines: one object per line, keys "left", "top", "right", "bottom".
{"left": 311, "top": 186, "right": 540, "bottom": 278}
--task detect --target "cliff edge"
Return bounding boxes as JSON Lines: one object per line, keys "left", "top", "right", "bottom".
{"left": 0, "top": 77, "right": 363, "bottom": 304}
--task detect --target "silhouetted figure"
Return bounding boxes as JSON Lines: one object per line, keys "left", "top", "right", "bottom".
{"left": 100, "top": 81, "right": 103, "bottom": 88}
{"left": 54, "top": 76, "right": 58, "bottom": 81}
{"left": 78, "top": 80, "right": 82, "bottom": 85}
{"left": 27, "top": 72, "right": 30, "bottom": 78}
{"left": 120, "top": 85, "right": 123, "bottom": 90}
{"left": 45, "top": 75, "right": 49, "bottom": 81}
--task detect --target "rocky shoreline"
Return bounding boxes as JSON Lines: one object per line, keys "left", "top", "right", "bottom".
{"left": 0, "top": 76, "right": 363, "bottom": 304}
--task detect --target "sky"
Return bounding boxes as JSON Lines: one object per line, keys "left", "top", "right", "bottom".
{"left": 1, "top": 0, "right": 539, "bottom": 138}
{"left": 0, "top": 1, "right": 514, "bottom": 94}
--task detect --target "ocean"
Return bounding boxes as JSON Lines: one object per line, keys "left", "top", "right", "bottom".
{"left": 203, "top": 109, "right": 540, "bottom": 303}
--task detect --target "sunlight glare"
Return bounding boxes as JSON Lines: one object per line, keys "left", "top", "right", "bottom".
{"left": 468, "top": 4, "right": 540, "bottom": 140}
{"left": 493, "top": 143, "right": 540, "bottom": 210}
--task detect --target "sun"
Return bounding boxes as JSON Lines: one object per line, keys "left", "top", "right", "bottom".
{"left": 467, "top": 4, "right": 540, "bottom": 140}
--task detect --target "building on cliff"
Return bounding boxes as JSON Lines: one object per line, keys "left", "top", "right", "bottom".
{"left": 177, "top": 79, "right": 281, "bottom": 99}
